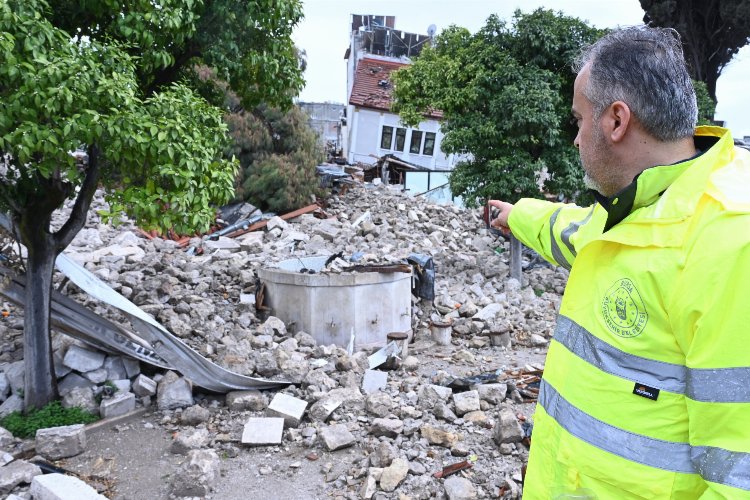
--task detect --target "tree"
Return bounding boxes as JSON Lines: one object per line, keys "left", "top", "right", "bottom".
{"left": 223, "top": 88, "right": 325, "bottom": 213}
{"left": 392, "top": 9, "right": 603, "bottom": 206}
{"left": 0, "top": 0, "right": 242, "bottom": 410}
{"left": 48, "top": 0, "right": 305, "bottom": 109}
{"left": 641, "top": 0, "right": 750, "bottom": 102}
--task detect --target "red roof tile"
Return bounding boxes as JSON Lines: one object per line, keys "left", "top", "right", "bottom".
{"left": 349, "top": 57, "right": 442, "bottom": 119}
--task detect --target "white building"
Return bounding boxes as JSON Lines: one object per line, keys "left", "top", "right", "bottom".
{"left": 343, "top": 15, "right": 457, "bottom": 172}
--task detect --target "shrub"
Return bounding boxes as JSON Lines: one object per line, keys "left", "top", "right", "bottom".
{"left": 0, "top": 401, "right": 99, "bottom": 438}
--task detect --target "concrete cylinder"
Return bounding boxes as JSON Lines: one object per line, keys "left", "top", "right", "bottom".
{"left": 258, "top": 256, "right": 412, "bottom": 350}
{"left": 430, "top": 319, "right": 453, "bottom": 345}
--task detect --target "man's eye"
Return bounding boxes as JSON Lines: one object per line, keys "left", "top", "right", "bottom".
{"left": 569, "top": 117, "right": 579, "bottom": 126}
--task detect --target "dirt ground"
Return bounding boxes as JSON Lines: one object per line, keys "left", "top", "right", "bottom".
{"left": 57, "top": 341, "right": 547, "bottom": 500}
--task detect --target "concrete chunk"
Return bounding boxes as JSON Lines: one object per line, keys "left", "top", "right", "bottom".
{"left": 266, "top": 393, "right": 307, "bottom": 428}
{"left": 362, "top": 369, "right": 388, "bottom": 395}
{"left": 0, "top": 395, "right": 23, "bottom": 418}
{"left": 63, "top": 345, "right": 105, "bottom": 373}
{"left": 241, "top": 417, "right": 284, "bottom": 446}
{"left": 475, "top": 383, "right": 508, "bottom": 405}
{"left": 35, "top": 424, "right": 86, "bottom": 460}
{"left": 132, "top": 374, "right": 157, "bottom": 397}
{"left": 156, "top": 371, "right": 193, "bottom": 410}
{"left": 30, "top": 472, "right": 107, "bottom": 500}
{"left": 319, "top": 423, "right": 356, "bottom": 451}
{"left": 226, "top": 390, "right": 266, "bottom": 411}
{"left": 453, "top": 390, "right": 481, "bottom": 416}
{"left": 100, "top": 392, "right": 136, "bottom": 419}
{"left": 0, "top": 460, "right": 41, "bottom": 495}
{"left": 493, "top": 408, "right": 524, "bottom": 444}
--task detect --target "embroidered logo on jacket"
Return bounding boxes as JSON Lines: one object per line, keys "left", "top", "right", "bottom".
{"left": 601, "top": 278, "right": 648, "bottom": 337}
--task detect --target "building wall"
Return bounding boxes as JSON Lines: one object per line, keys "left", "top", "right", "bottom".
{"left": 347, "top": 107, "right": 453, "bottom": 169}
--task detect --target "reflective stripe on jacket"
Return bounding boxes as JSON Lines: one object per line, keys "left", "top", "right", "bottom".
{"left": 509, "top": 126, "right": 750, "bottom": 499}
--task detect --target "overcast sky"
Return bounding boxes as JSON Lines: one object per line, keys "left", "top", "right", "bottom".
{"left": 293, "top": 0, "right": 750, "bottom": 138}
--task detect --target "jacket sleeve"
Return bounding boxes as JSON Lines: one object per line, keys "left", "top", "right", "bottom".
{"left": 507, "top": 198, "right": 597, "bottom": 271}
{"left": 670, "top": 211, "right": 750, "bottom": 498}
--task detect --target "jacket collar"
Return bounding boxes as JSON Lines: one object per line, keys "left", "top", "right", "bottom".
{"left": 595, "top": 126, "right": 732, "bottom": 231}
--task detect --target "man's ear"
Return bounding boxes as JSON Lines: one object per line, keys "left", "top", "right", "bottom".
{"left": 603, "top": 100, "right": 631, "bottom": 143}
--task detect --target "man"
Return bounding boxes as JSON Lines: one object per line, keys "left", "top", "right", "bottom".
{"left": 490, "top": 26, "right": 750, "bottom": 499}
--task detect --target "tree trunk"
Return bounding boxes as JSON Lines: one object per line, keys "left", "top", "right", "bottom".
{"left": 16, "top": 146, "right": 101, "bottom": 411}
{"left": 22, "top": 224, "right": 59, "bottom": 410}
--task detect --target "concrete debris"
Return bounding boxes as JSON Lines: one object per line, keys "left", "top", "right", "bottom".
{"left": 62, "top": 345, "right": 106, "bottom": 373}
{"left": 0, "top": 427, "right": 14, "bottom": 450}
{"left": 0, "top": 460, "right": 42, "bottom": 495}
{"left": 444, "top": 475, "right": 478, "bottom": 499}
{"left": 0, "top": 180, "right": 567, "bottom": 498}
{"left": 170, "top": 449, "right": 220, "bottom": 497}
{"left": 35, "top": 424, "right": 86, "bottom": 460}
{"left": 319, "top": 423, "right": 356, "bottom": 451}
{"left": 266, "top": 393, "right": 308, "bottom": 428}
{"left": 170, "top": 428, "right": 209, "bottom": 455}
{"left": 100, "top": 391, "right": 136, "bottom": 418}
{"left": 226, "top": 390, "right": 267, "bottom": 412}
{"left": 156, "top": 371, "right": 194, "bottom": 410}
{"left": 241, "top": 417, "right": 284, "bottom": 446}
{"left": 493, "top": 409, "right": 525, "bottom": 444}
{"left": 30, "top": 472, "right": 107, "bottom": 500}
{"left": 361, "top": 369, "right": 388, "bottom": 395}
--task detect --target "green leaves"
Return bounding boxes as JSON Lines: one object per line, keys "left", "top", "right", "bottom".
{"left": 1, "top": 1, "right": 235, "bottom": 235}
{"left": 393, "top": 9, "right": 602, "bottom": 206}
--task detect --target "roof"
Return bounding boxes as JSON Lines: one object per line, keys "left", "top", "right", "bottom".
{"left": 349, "top": 57, "right": 442, "bottom": 119}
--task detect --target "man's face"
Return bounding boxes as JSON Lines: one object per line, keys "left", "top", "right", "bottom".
{"left": 572, "top": 65, "right": 615, "bottom": 196}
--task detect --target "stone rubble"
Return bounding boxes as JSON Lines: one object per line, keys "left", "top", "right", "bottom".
{"left": 0, "top": 181, "right": 568, "bottom": 498}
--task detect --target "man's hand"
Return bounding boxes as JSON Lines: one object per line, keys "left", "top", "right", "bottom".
{"left": 488, "top": 200, "right": 514, "bottom": 235}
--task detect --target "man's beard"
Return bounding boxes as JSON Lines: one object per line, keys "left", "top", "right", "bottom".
{"left": 583, "top": 170, "right": 606, "bottom": 195}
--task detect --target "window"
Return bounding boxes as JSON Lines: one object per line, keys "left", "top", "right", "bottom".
{"left": 394, "top": 128, "right": 406, "bottom": 151}
{"left": 410, "top": 130, "right": 423, "bottom": 154}
{"left": 422, "top": 132, "right": 436, "bottom": 156}
{"left": 380, "top": 126, "right": 394, "bottom": 149}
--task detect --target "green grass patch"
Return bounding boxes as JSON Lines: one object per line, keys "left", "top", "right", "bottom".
{"left": 0, "top": 401, "right": 99, "bottom": 438}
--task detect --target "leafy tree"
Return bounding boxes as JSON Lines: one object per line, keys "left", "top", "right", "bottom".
{"left": 233, "top": 104, "right": 324, "bottom": 213}
{"left": 0, "top": 0, "right": 240, "bottom": 410}
{"left": 641, "top": 0, "right": 750, "bottom": 102}
{"left": 217, "top": 80, "right": 324, "bottom": 213}
{"left": 48, "top": 0, "right": 305, "bottom": 109}
{"left": 392, "top": 9, "right": 603, "bottom": 206}
{"left": 694, "top": 80, "right": 717, "bottom": 125}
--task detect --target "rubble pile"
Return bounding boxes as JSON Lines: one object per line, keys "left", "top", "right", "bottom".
{"left": 0, "top": 182, "right": 568, "bottom": 499}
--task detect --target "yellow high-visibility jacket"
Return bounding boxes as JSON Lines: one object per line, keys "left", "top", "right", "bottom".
{"left": 509, "top": 126, "right": 750, "bottom": 499}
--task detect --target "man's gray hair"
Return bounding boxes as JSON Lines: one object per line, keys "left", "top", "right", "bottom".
{"left": 573, "top": 26, "right": 697, "bottom": 141}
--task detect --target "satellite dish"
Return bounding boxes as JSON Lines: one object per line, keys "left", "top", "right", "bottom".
{"left": 427, "top": 24, "right": 437, "bottom": 37}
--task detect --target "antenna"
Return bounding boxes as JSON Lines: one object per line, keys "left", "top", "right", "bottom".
{"left": 427, "top": 24, "right": 437, "bottom": 37}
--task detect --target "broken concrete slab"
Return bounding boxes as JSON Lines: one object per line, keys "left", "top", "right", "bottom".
{"left": 100, "top": 391, "right": 136, "bottom": 419}
{"left": 170, "top": 428, "right": 209, "bottom": 455}
{"left": 132, "top": 374, "right": 156, "bottom": 397}
{"left": 35, "top": 424, "right": 86, "bottom": 460}
{"left": 361, "top": 369, "right": 387, "bottom": 395}
{"left": 319, "top": 423, "right": 356, "bottom": 451}
{"left": 63, "top": 345, "right": 105, "bottom": 373}
{"left": 241, "top": 417, "right": 284, "bottom": 446}
{"left": 266, "top": 393, "right": 307, "bottom": 428}
{"left": 452, "top": 390, "right": 480, "bottom": 416}
{"left": 226, "top": 390, "right": 267, "bottom": 411}
{"left": 493, "top": 409, "right": 524, "bottom": 444}
{"left": 0, "top": 460, "right": 42, "bottom": 495}
{"left": 30, "top": 472, "right": 107, "bottom": 500}
{"left": 156, "top": 371, "right": 194, "bottom": 410}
